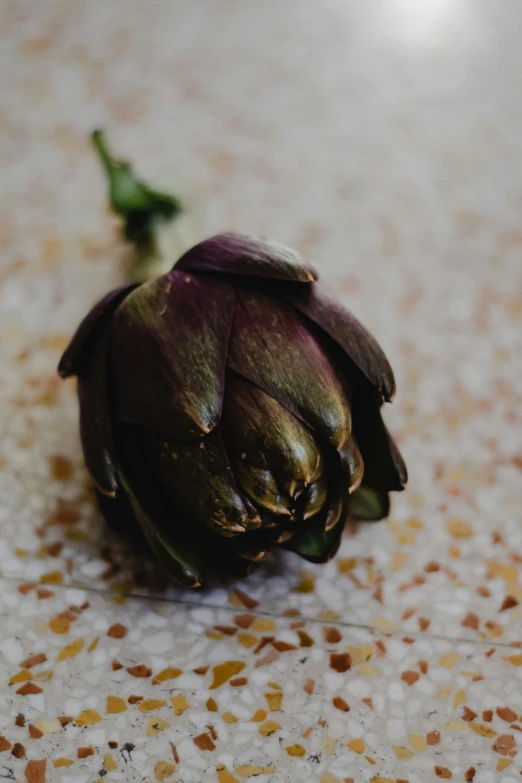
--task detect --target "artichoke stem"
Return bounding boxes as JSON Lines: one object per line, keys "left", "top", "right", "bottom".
{"left": 91, "top": 129, "right": 188, "bottom": 284}
{"left": 91, "top": 129, "right": 114, "bottom": 174}
{"left": 130, "top": 215, "right": 194, "bottom": 283}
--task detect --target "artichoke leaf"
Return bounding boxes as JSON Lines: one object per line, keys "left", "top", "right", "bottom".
{"left": 112, "top": 273, "right": 235, "bottom": 440}
{"left": 176, "top": 232, "right": 317, "bottom": 283}
{"left": 58, "top": 285, "right": 136, "bottom": 379}
{"left": 285, "top": 281, "right": 396, "bottom": 402}
{"left": 349, "top": 486, "right": 390, "bottom": 521}
{"left": 228, "top": 291, "right": 351, "bottom": 450}
{"left": 116, "top": 458, "right": 206, "bottom": 588}
{"left": 352, "top": 388, "right": 407, "bottom": 492}
{"left": 77, "top": 328, "right": 118, "bottom": 497}
{"left": 283, "top": 510, "right": 346, "bottom": 564}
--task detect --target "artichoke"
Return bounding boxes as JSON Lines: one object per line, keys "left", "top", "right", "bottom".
{"left": 59, "top": 233, "right": 406, "bottom": 587}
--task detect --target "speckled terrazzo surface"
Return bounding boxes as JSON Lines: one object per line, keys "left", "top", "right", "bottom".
{"left": 2, "top": 1, "right": 522, "bottom": 781}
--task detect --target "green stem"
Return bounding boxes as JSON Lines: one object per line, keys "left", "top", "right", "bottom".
{"left": 92, "top": 129, "right": 114, "bottom": 174}
{"left": 91, "top": 129, "right": 186, "bottom": 283}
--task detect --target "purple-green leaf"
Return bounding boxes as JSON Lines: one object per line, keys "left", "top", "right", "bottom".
{"left": 352, "top": 393, "right": 407, "bottom": 492}
{"left": 222, "top": 373, "right": 327, "bottom": 521}
{"left": 285, "top": 281, "right": 396, "bottom": 402}
{"left": 338, "top": 434, "right": 365, "bottom": 493}
{"left": 77, "top": 329, "right": 118, "bottom": 497}
{"left": 349, "top": 486, "right": 390, "bottom": 521}
{"left": 58, "top": 285, "right": 136, "bottom": 379}
{"left": 111, "top": 271, "right": 234, "bottom": 440}
{"left": 176, "top": 232, "right": 317, "bottom": 283}
{"left": 122, "top": 424, "right": 260, "bottom": 537}
{"left": 283, "top": 509, "right": 346, "bottom": 563}
{"left": 227, "top": 290, "right": 351, "bottom": 450}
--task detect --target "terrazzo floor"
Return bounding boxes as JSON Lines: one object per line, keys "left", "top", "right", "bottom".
{"left": 1, "top": 1, "right": 522, "bottom": 781}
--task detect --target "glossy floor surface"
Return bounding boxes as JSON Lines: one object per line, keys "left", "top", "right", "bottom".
{"left": 1, "top": 1, "right": 522, "bottom": 781}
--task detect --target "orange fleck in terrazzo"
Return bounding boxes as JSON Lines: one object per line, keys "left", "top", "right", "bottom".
{"left": 492, "top": 734, "right": 516, "bottom": 756}
{"left": 323, "top": 627, "right": 342, "bottom": 643}
{"left": 16, "top": 682, "right": 42, "bottom": 695}
{"left": 330, "top": 653, "right": 351, "bottom": 672}
{"left": 259, "top": 720, "right": 280, "bottom": 736}
{"left": 138, "top": 699, "right": 167, "bottom": 711}
{"left": 193, "top": 732, "right": 215, "bottom": 750}
{"left": 28, "top": 725, "right": 43, "bottom": 739}
{"left": 229, "top": 589, "right": 258, "bottom": 609}
{"left": 461, "top": 612, "right": 479, "bottom": 630}
{"left": 286, "top": 744, "right": 305, "bottom": 757}
{"left": 77, "top": 747, "right": 94, "bottom": 758}
{"left": 20, "top": 653, "right": 47, "bottom": 668}
{"left": 25, "top": 760, "right": 46, "bottom": 783}
{"left": 52, "top": 758, "right": 73, "bottom": 768}
{"left": 229, "top": 676, "right": 248, "bottom": 686}
{"left": 57, "top": 638, "right": 84, "bottom": 660}
{"left": 297, "top": 630, "right": 315, "bottom": 647}
{"left": 460, "top": 706, "right": 478, "bottom": 722}
{"left": 75, "top": 709, "right": 102, "bottom": 727}
{"left": 107, "top": 622, "right": 128, "bottom": 638}
{"left": 154, "top": 760, "right": 176, "bottom": 780}
{"left": 272, "top": 640, "right": 296, "bottom": 652}
{"left": 401, "top": 670, "right": 419, "bottom": 686}
{"left": 234, "top": 614, "right": 254, "bottom": 629}
{"left": 264, "top": 691, "right": 282, "bottom": 711}
{"left": 126, "top": 664, "right": 152, "bottom": 678}
{"left": 497, "top": 706, "right": 517, "bottom": 722}
{"left": 171, "top": 695, "right": 190, "bottom": 715}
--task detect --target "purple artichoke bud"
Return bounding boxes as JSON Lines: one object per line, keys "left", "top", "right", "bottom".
{"left": 58, "top": 233, "right": 407, "bottom": 587}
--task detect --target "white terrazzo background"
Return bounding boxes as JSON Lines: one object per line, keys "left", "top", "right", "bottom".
{"left": 1, "top": 1, "right": 522, "bottom": 781}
